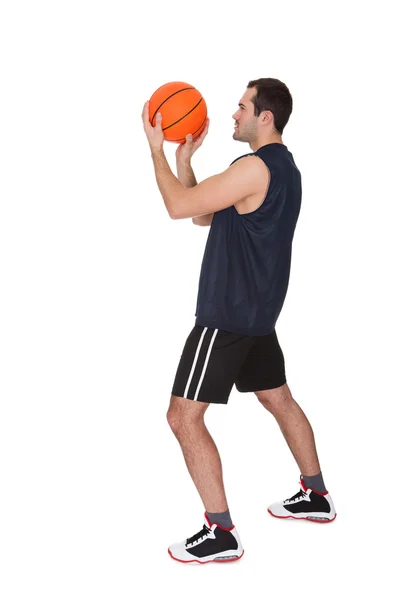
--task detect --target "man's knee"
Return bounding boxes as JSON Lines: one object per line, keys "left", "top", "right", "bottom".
{"left": 166, "top": 403, "right": 184, "bottom": 436}
{"left": 166, "top": 395, "right": 208, "bottom": 436}
{"left": 255, "top": 383, "right": 294, "bottom": 414}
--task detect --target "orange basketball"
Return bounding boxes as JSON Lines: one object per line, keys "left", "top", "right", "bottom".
{"left": 148, "top": 82, "right": 207, "bottom": 143}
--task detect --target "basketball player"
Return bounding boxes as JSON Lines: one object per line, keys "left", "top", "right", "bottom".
{"left": 142, "top": 78, "right": 336, "bottom": 564}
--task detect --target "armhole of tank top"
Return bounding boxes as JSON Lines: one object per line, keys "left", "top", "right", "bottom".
{"left": 233, "top": 155, "right": 271, "bottom": 217}
{"left": 230, "top": 152, "right": 255, "bottom": 167}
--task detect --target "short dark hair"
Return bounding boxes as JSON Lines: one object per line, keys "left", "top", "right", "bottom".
{"left": 247, "top": 78, "right": 293, "bottom": 134}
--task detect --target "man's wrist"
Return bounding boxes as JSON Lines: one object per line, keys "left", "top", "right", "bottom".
{"left": 176, "top": 157, "right": 192, "bottom": 167}
{"left": 150, "top": 146, "right": 164, "bottom": 157}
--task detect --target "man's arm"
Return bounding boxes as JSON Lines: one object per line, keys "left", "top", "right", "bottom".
{"left": 177, "top": 159, "right": 213, "bottom": 226}
{"left": 151, "top": 149, "right": 268, "bottom": 220}
{"left": 142, "top": 107, "right": 267, "bottom": 220}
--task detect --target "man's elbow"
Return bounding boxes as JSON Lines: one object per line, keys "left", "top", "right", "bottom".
{"left": 168, "top": 206, "right": 188, "bottom": 220}
{"left": 168, "top": 208, "right": 182, "bottom": 220}
{"left": 167, "top": 198, "right": 187, "bottom": 220}
{"left": 166, "top": 202, "right": 178, "bottom": 219}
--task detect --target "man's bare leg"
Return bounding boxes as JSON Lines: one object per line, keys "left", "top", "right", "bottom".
{"left": 166, "top": 396, "right": 244, "bottom": 561}
{"left": 255, "top": 383, "right": 321, "bottom": 476}
{"left": 257, "top": 383, "right": 337, "bottom": 521}
{"left": 166, "top": 395, "right": 228, "bottom": 513}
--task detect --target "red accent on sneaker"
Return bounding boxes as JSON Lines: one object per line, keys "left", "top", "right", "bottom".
{"left": 268, "top": 507, "right": 336, "bottom": 523}
{"left": 312, "top": 488, "right": 329, "bottom": 496}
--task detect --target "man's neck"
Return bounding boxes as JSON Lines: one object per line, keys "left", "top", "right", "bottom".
{"left": 250, "top": 136, "right": 284, "bottom": 152}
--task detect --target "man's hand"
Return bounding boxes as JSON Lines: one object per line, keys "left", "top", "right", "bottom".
{"left": 142, "top": 101, "right": 164, "bottom": 152}
{"left": 176, "top": 118, "right": 210, "bottom": 163}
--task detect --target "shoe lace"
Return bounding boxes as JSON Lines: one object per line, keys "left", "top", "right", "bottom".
{"left": 285, "top": 489, "right": 306, "bottom": 503}
{"left": 185, "top": 524, "right": 211, "bottom": 546}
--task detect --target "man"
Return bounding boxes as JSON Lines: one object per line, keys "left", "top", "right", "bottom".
{"left": 142, "top": 78, "right": 336, "bottom": 565}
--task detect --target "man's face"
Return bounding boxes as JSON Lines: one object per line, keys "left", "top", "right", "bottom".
{"left": 232, "top": 88, "right": 259, "bottom": 143}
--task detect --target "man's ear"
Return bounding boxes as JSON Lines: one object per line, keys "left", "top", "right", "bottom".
{"left": 261, "top": 110, "right": 274, "bottom": 126}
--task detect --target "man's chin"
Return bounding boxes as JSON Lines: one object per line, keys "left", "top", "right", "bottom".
{"left": 233, "top": 132, "right": 244, "bottom": 141}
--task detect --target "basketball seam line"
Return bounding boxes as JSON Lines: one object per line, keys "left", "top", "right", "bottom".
{"left": 151, "top": 87, "right": 195, "bottom": 124}
{"left": 168, "top": 115, "right": 208, "bottom": 142}
{"left": 162, "top": 97, "right": 204, "bottom": 132}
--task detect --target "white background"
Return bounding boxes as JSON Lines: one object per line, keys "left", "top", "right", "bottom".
{"left": 1, "top": 0, "right": 399, "bottom": 598}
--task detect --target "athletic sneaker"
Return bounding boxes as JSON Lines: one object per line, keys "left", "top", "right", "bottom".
{"left": 268, "top": 477, "right": 337, "bottom": 523}
{"left": 168, "top": 513, "right": 244, "bottom": 564}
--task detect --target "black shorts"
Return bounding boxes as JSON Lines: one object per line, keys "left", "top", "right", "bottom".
{"left": 171, "top": 325, "right": 286, "bottom": 405}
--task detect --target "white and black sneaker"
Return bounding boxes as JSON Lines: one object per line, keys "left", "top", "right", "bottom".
{"left": 168, "top": 513, "right": 244, "bottom": 564}
{"left": 268, "top": 477, "right": 337, "bottom": 523}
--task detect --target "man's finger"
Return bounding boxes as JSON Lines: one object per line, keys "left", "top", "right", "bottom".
{"left": 196, "top": 123, "right": 208, "bottom": 143}
{"left": 155, "top": 112, "right": 163, "bottom": 131}
{"left": 142, "top": 101, "right": 150, "bottom": 125}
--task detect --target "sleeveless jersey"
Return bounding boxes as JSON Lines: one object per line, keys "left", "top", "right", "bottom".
{"left": 194, "top": 143, "right": 302, "bottom": 336}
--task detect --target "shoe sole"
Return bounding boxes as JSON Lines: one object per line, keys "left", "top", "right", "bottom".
{"left": 168, "top": 548, "right": 244, "bottom": 564}
{"left": 268, "top": 508, "right": 337, "bottom": 523}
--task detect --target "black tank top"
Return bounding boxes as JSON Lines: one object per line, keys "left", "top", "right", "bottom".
{"left": 195, "top": 143, "right": 302, "bottom": 336}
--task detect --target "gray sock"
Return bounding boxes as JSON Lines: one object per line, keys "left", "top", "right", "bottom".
{"left": 206, "top": 509, "right": 233, "bottom": 529}
{"left": 301, "top": 472, "right": 327, "bottom": 494}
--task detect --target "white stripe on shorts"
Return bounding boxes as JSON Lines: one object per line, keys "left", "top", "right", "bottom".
{"left": 194, "top": 328, "right": 218, "bottom": 401}
{"left": 183, "top": 327, "right": 208, "bottom": 398}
